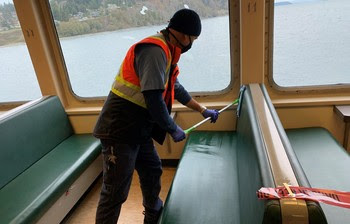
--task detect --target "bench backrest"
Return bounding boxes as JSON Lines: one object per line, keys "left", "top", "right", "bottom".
{"left": 0, "top": 96, "right": 73, "bottom": 189}
{"left": 235, "top": 84, "right": 327, "bottom": 223}
{"left": 259, "top": 84, "right": 327, "bottom": 223}
{"left": 235, "top": 85, "right": 275, "bottom": 223}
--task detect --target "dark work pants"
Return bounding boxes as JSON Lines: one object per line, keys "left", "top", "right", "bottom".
{"left": 95, "top": 139, "right": 163, "bottom": 224}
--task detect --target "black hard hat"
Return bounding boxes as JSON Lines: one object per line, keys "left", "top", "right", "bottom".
{"left": 168, "top": 9, "right": 201, "bottom": 36}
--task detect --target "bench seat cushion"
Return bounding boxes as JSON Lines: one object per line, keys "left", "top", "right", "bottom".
{"left": 287, "top": 127, "right": 350, "bottom": 224}
{"left": 0, "top": 96, "right": 73, "bottom": 189}
{"left": 0, "top": 134, "right": 101, "bottom": 224}
{"left": 159, "top": 131, "right": 240, "bottom": 224}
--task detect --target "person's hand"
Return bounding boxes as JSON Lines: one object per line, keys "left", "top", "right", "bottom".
{"left": 202, "top": 109, "right": 219, "bottom": 123}
{"left": 170, "top": 125, "right": 186, "bottom": 142}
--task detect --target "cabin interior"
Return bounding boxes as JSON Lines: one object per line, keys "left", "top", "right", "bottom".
{"left": 0, "top": 0, "right": 349, "bottom": 223}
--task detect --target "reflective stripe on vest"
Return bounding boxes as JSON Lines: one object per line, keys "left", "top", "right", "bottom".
{"left": 111, "top": 34, "right": 173, "bottom": 108}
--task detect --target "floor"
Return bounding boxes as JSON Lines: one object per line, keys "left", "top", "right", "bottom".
{"left": 63, "top": 167, "right": 176, "bottom": 224}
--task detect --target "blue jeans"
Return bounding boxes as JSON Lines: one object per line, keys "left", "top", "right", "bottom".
{"left": 95, "top": 139, "right": 163, "bottom": 224}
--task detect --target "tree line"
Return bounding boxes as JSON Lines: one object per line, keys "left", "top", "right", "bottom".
{"left": 52, "top": 0, "right": 228, "bottom": 37}
{"left": 0, "top": 3, "right": 16, "bottom": 30}
{"left": 0, "top": 0, "right": 228, "bottom": 46}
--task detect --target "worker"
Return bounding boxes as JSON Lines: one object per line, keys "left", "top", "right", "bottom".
{"left": 93, "top": 8, "right": 219, "bottom": 224}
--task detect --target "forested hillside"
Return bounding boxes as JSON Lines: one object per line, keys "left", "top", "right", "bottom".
{"left": 0, "top": 0, "right": 228, "bottom": 46}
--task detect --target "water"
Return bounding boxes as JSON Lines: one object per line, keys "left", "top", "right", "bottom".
{"left": 0, "top": 44, "right": 41, "bottom": 101}
{"left": 60, "top": 16, "right": 231, "bottom": 97}
{"left": 273, "top": 0, "right": 350, "bottom": 86}
{"left": 0, "top": 16, "right": 230, "bottom": 101}
{"left": 0, "top": 0, "right": 349, "bottom": 102}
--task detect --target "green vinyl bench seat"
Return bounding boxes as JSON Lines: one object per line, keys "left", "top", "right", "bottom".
{"left": 0, "top": 96, "right": 102, "bottom": 224}
{"left": 287, "top": 127, "right": 350, "bottom": 224}
{"left": 160, "top": 85, "right": 328, "bottom": 224}
{"left": 0, "top": 135, "right": 100, "bottom": 224}
{"left": 159, "top": 131, "right": 240, "bottom": 224}
{"left": 159, "top": 86, "right": 276, "bottom": 224}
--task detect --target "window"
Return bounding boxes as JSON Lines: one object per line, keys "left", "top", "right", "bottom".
{"left": 273, "top": 0, "right": 350, "bottom": 87}
{"left": 49, "top": 0, "right": 231, "bottom": 97}
{"left": 0, "top": 0, "right": 41, "bottom": 102}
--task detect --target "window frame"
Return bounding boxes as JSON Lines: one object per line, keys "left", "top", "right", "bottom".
{"left": 267, "top": 0, "right": 350, "bottom": 93}
{"left": 0, "top": 0, "right": 42, "bottom": 104}
{"left": 47, "top": 0, "right": 237, "bottom": 100}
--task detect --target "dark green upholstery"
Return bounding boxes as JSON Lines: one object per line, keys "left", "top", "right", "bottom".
{"left": 236, "top": 87, "right": 276, "bottom": 224}
{"left": 260, "top": 84, "right": 327, "bottom": 224}
{"left": 160, "top": 86, "right": 336, "bottom": 223}
{"left": 159, "top": 131, "right": 240, "bottom": 224}
{"left": 287, "top": 127, "right": 350, "bottom": 224}
{"left": 159, "top": 87, "right": 275, "bottom": 224}
{"left": 0, "top": 96, "right": 101, "bottom": 224}
{"left": 0, "top": 96, "right": 73, "bottom": 189}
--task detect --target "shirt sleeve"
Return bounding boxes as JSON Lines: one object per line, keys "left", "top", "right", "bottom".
{"left": 134, "top": 44, "right": 168, "bottom": 92}
{"left": 143, "top": 89, "right": 177, "bottom": 134}
{"left": 174, "top": 78, "right": 192, "bottom": 105}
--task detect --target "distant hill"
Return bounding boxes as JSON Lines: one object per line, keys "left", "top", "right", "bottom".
{"left": 49, "top": 0, "right": 228, "bottom": 22}
{"left": 0, "top": 0, "right": 228, "bottom": 45}
{"left": 49, "top": 0, "right": 229, "bottom": 38}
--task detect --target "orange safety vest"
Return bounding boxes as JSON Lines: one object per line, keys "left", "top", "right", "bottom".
{"left": 111, "top": 33, "right": 180, "bottom": 110}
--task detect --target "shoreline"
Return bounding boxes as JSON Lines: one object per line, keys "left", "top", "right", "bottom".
{"left": 0, "top": 15, "right": 228, "bottom": 47}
